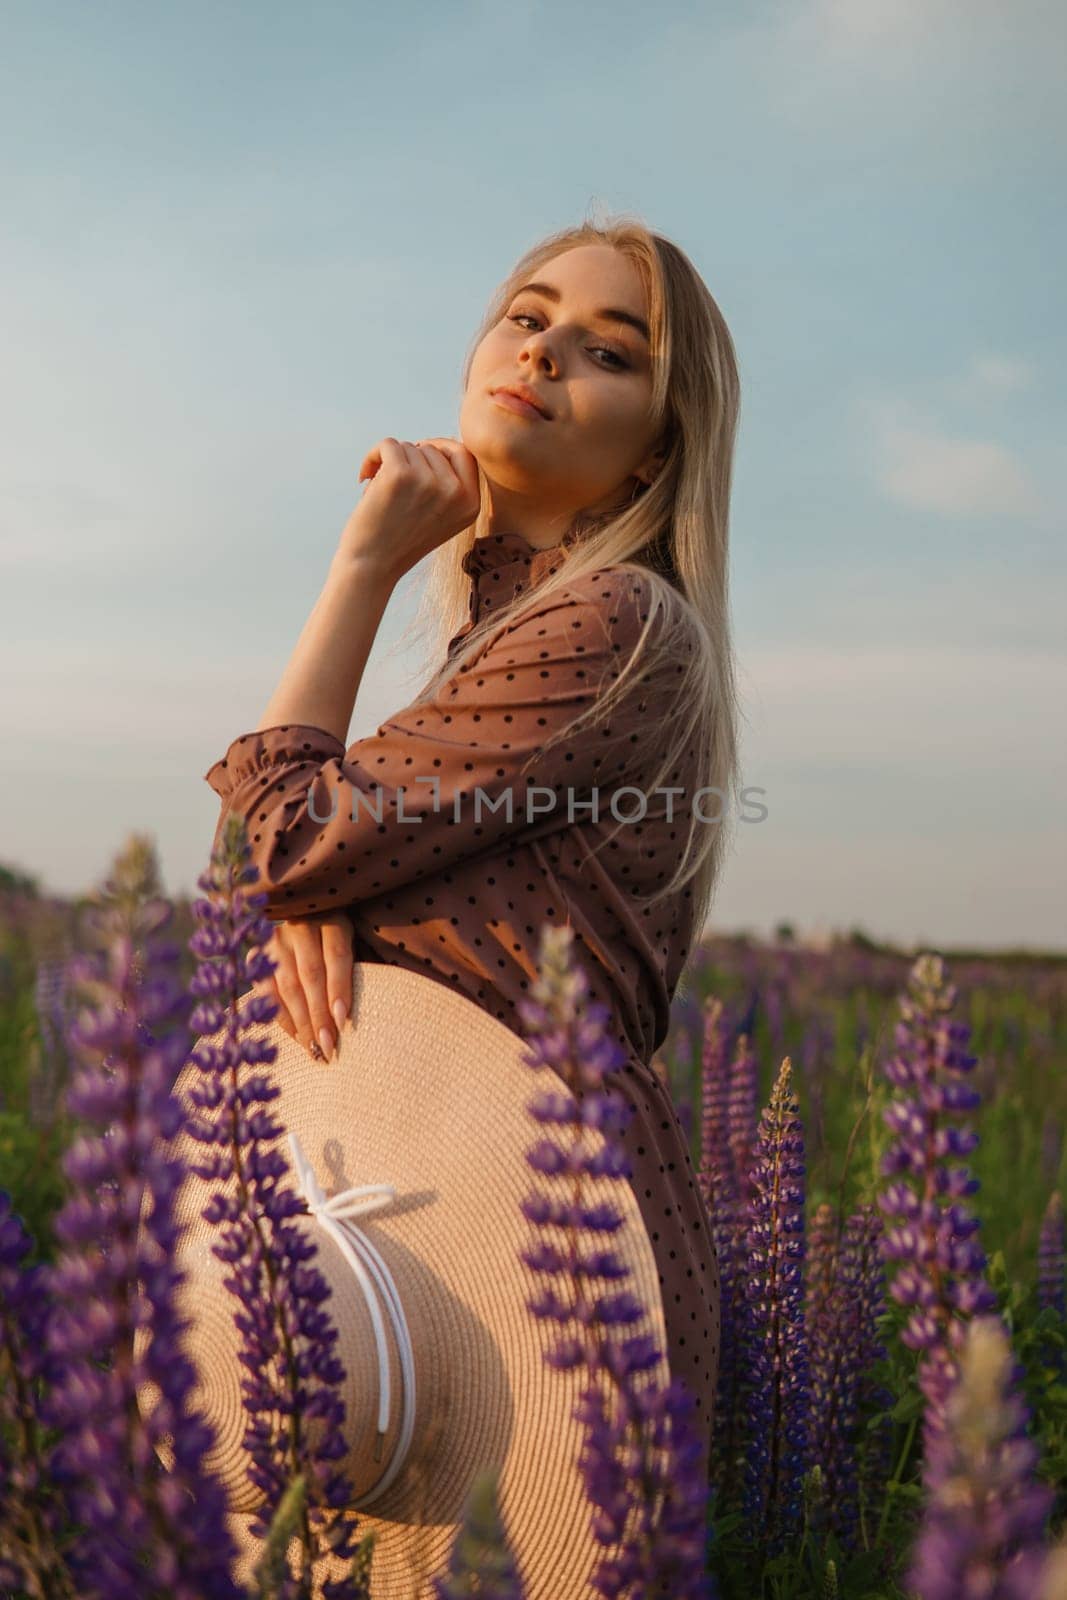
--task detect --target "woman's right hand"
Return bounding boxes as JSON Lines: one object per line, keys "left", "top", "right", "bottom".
{"left": 337, "top": 436, "right": 481, "bottom": 582}
{"left": 252, "top": 913, "right": 355, "bottom": 1063}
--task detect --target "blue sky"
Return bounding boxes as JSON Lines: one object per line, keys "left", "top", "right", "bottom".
{"left": 2, "top": 0, "right": 1064, "bottom": 950}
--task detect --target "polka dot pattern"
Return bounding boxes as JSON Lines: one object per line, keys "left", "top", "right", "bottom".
{"left": 203, "top": 528, "right": 722, "bottom": 1485}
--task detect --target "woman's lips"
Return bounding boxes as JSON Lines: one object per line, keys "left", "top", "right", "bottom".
{"left": 491, "top": 389, "right": 549, "bottom": 421}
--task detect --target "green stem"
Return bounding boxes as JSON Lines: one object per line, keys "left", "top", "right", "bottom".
{"left": 874, "top": 1411, "right": 917, "bottom": 1552}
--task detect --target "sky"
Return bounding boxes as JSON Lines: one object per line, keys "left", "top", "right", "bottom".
{"left": 2, "top": 0, "right": 1064, "bottom": 952}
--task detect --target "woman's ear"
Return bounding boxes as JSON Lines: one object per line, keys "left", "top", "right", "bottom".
{"left": 635, "top": 442, "right": 669, "bottom": 488}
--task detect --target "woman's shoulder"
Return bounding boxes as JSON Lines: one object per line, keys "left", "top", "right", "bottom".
{"left": 522, "top": 558, "right": 686, "bottom": 639}
{"left": 553, "top": 560, "right": 698, "bottom": 665}
{"left": 468, "top": 559, "right": 700, "bottom": 716}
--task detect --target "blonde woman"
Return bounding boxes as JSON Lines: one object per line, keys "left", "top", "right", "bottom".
{"left": 206, "top": 214, "right": 742, "bottom": 1512}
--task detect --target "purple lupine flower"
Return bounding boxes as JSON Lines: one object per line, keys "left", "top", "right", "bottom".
{"left": 696, "top": 1001, "right": 754, "bottom": 1508}
{"left": 726, "top": 1033, "right": 759, "bottom": 1204}
{"left": 802, "top": 1202, "right": 838, "bottom": 1550}
{"left": 0, "top": 1190, "right": 76, "bottom": 1597}
{"left": 876, "top": 954, "right": 998, "bottom": 1472}
{"left": 806, "top": 1200, "right": 837, "bottom": 1336}
{"left": 432, "top": 1468, "right": 525, "bottom": 1600}
{"left": 40, "top": 837, "right": 243, "bottom": 1600}
{"left": 516, "top": 922, "right": 715, "bottom": 1600}
{"left": 908, "top": 1314, "right": 1055, "bottom": 1600}
{"left": 182, "top": 814, "right": 369, "bottom": 1596}
{"left": 698, "top": 995, "right": 730, "bottom": 1216}
{"left": 31, "top": 950, "right": 73, "bottom": 1128}
{"left": 1037, "top": 1191, "right": 1066, "bottom": 1380}
{"left": 739, "top": 1055, "right": 813, "bottom": 1556}
{"left": 806, "top": 1203, "right": 889, "bottom": 1554}
{"left": 1038, "top": 1191, "right": 1065, "bottom": 1322}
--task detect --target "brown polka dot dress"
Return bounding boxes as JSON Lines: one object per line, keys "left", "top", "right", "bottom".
{"left": 204, "top": 528, "right": 722, "bottom": 1497}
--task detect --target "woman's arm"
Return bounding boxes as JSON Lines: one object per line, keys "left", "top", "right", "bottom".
{"left": 256, "top": 551, "right": 396, "bottom": 742}
{"left": 217, "top": 436, "right": 479, "bottom": 1061}
{"left": 255, "top": 433, "right": 478, "bottom": 738}
{"left": 204, "top": 568, "right": 668, "bottom": 922}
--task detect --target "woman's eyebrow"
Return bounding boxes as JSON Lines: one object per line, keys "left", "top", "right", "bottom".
{"left": 511, "top": 281, "right": 650, "bottom": 344}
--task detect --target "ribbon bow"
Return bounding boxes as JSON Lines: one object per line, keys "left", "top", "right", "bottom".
{"left": 286, "top": 1130, "right": 416, "bottom": 1506}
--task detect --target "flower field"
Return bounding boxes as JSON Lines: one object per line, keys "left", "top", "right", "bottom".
{"left": 1, "top": 833, "right": 1065, "bottom": 1599}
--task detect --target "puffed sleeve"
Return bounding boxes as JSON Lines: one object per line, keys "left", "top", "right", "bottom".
{"left": 203, "top": 567, "right": 675, "bottom": 919}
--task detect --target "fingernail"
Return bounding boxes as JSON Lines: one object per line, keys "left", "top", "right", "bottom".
{"left": 332, "top": 999, "right": 348, "bottom": 1034}
{"left": 319, "top": 1026, "right": 336, "bottom": 1064}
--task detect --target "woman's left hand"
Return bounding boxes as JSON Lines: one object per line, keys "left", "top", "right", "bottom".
{"left": 252, "top": 912, "right": 355, "bottom": 1064}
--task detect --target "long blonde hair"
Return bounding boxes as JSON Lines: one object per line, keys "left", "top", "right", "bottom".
{"left": 401, "top": 210, "right": 743, "bottom": 945}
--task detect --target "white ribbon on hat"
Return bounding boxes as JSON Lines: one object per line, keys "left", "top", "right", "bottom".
{"left": 287, "top": 1130, "right": 417, "bottom": 1507}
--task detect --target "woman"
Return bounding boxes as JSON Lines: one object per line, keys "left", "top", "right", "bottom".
{"left": 204, "top": 216, "right": 742, "bottom": 1499}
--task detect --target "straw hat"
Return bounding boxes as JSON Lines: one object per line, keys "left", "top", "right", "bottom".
{"left": 136, "top": 961, "right": 671, "bottom": 1599}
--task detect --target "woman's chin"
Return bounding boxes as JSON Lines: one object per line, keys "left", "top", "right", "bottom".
{"left": 471, "top": 437, "right": 552, "bottom": 482}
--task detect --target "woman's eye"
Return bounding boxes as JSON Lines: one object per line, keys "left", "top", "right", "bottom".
{"left": 507, "top": 312, "right": 628, "bottom": 369}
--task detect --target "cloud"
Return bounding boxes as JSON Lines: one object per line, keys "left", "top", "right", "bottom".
{"left": 785, "top": 0, "right": 953, "bottom": 57}
{"left": 774, "top": 0, "right": 1066, "bottom": 72}
{"left": 971, "top": 355, "right": 1036, "bottom": 393}
{"left": 848, "top": 386, "right": 1050, "bottom": 523}
{"left": 876, "top": 420, "right": 1046, "bottom": 518}
{"left": 740, "top": 641, "right": 1067, "bottom": 777}
{"left": 876, "top": 419, "right": 1049, "bottom": 518}
{"left": 765, "top": 560, "right": 1067, "bottom": 655}
{"left": 666, "top": 0, "right": 1067, "bottom": 148}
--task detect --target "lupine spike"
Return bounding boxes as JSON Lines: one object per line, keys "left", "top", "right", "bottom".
{"left": 877, "top": 954, "right": 1061, "bottom": 1600}
{"left": 908, "top": 1314, "right": 1056, "bottom": 1600}
{"left": 30, "top": 950, "right": 74, "bottom": 1130}
{"left": 697, "top": 1011, "right": 758, "bottom": 1511}
{"left": 727, "top": 1033, "right": 759, "bottom": 1204}
{"left": 38, "top": 834, "right": 243, "bottom": 1599}
{"left": 876, "top": 954, "right": 1000, "bottom": 1485}
{"left": 806, "top": 1202, "right": 889, "bottom": 1554}
{"left": 516, "top": 922, "right": 717, "bottom": 1600}
{"left": 185, "top": 814, "right": 372, "bottom": 1595}
{"left": 698, "top": 996, "right": 730, "bottom": 1216}
{"left": 805, "top": 1200, "right": 838, "bottom": 1337}
{"left": 738, "top": 1056, "right": 813, "bottom": 1557}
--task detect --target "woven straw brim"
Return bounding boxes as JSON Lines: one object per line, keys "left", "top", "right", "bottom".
{"left": 136, "top": 961, "right": 670, "bottom": 1599}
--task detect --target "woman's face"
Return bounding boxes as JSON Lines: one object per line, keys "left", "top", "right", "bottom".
{"left": 460, "top": 243, "right": 665, "bottom": 549}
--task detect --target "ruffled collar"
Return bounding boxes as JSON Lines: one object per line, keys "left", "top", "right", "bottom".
{"left": 459, "top": 526, "right": 583, "bottom": 614}
{"left": 441, "top": 528, "right": 583, "bottom": 662}
{"left": 461, "top": 526, "right": 580, "bottom": 577}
